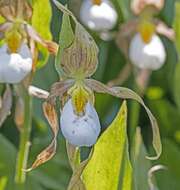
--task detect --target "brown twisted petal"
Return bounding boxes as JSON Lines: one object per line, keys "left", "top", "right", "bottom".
{"left": 25, "top": 102, "right": 59, "bottom": 171}
{"left": 155, "top": 20, "right": 175, "bottom": 41}
{"left": 25, "top": 24, "right": 58, "bottom": 54}
{"left": 26, "top": 24, "right": 47, "bottom": 46}
{"left": 45, "top": 40, "right": 59, "bottom": 55}
{"left": 116, "top": 19, "right": 138, "bottom": 57}
{"left": 85, "top": 79, "right": 162, "bottom": 160}
{"left": 131, "top": 0, "right": 164, "bottom": 15}
{"left": 28, "top": 85, "right": 50, "bottom": 100}
{"left": 61, "top": 24, "right": 99, "bottom": 78}
{"left": 0, "top": 22, "right": 12, "bottom": 32}
{"left": 0, "top": 22, "right": 12, "bottom": 40}
{"left": 22, "top": 1, "right": 32, "bottom": 21}
{"left": 0, "top": 85, "right": 12, "bottom": 127}
{"left": 48, "top": 79, "right": 75, "bottom": 103}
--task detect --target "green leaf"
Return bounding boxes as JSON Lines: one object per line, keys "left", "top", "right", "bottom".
{"left": 154, "top": 139, "right": 180, "bottom": 190}
{"left": 55, "top": 11, "right": 74, "bottom": 77}
{"left": 0, "top": 177, "right": 7, "bottom": 190}
{"left": 0, "top": 16, "right": 5, "bottom": 24}
{"left": 160, "top": 0, "right": 175, "bottom": 26}
{"left": 174, "top": 63, "right": 180, "bottom": 109}
{"left": 113, "top": 0, "right": 132, "bottom": 21}
{"left": 83, "top": 101, "right": 133, "bottom": 190}
{"left": 131, "top": 128, "right": 152, "bottom": 190}
{"left": 32, "top": 0, "right": 52, "bottom": 68}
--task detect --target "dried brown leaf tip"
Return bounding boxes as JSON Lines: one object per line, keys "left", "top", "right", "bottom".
{"left": 131, "top": 0, "right": 165, "bottom": 15}
{"left": 25, "top": 102, "right": 59, "bottom": 171}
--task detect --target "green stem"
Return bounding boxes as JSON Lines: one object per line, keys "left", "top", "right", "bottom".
{"left": 129, "top": 84, "right": 141, "bottom": 145}
{"left": 15, "top": 88, "right": 32, "bottom": 184}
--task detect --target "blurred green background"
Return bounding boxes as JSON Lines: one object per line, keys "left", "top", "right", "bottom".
{"left": 0, "top": 0, "right": 180, "bottom": 189}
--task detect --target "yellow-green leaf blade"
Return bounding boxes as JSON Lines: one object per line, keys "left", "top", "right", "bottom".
{"left": 32, "top": 0, "right": 52, "bottom": 68}
{"left": 83, "top": 101, "right": 132, "bottom": 190}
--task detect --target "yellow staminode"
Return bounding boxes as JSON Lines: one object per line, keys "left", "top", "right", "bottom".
{"left": 69, "top": 84, "right": 93, "bottom": 116}
{"left": 138, "top": 20, "right": 155, "bottom": 44}
{"left": 92, "top": 0, "right": 102, "bottom": 5}
{"left": 5, "top": 28, "right": 22, "bottom": 53}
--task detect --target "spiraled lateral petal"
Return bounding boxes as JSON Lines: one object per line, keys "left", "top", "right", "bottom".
{"left": 26, "top": 102, "right": 59, "bottom": 171}
{"left": 85, "top": 79, "right": 162, "bottom": 160}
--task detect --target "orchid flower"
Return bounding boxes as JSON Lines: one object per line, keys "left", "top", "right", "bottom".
{"left": 129, "top": 0, "right": 166, "bottom": 70}
{"left": 116, "top": 0, "right": 174, "bottom": 71}
{"left": 0, "top": 0, "right": 57, "bottom": 84}
{"left": 109, "top": 0, "right": 175, "bottom": 87}
{"left": 27, "top": 0, "right": 162, "bottom": 172}
{"left": 0, "top": 1, "right": 58, "bottom": 183}
{"left": 0, "top": 0, "right": 58, "bottom": 127}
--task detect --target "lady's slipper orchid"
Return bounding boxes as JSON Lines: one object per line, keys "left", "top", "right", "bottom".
{"left": 0, "top": 43, "right": 32, "bottom": 83}
{"left": 115, "top": 0, "right": 174, "bottom": 74}
{"left": 28, "top": 1, "right": 162, "bottom": 171}
{"left": 80, "top": 0, "right": 118, "bottom": 31}
{"left": 0, "top": 0, "right": 58, "bottom": 84}
{"left": 129, "top": 33, "right": 166, "bottom": 70}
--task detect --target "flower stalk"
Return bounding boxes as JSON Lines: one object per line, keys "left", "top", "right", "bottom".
{"left": 15, "top": 85, "right": 32, "bottom": 184}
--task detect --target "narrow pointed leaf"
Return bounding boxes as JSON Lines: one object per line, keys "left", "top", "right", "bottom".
{"left": 131, "top": 128, "right": 152, "bottom": 190}
{"left": 86, "top": 79, "right": 162, "bottom": 160}
{"left": 83, "top": 101, "right": 132, "bottom": 190}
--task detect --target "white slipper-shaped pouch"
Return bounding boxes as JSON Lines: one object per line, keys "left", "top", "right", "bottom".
{"left": 60, "top": 99, "right": 101, "bottom": 147}
{"left": 0, "top": 43, "right": 32, "bottom": 83}
{"left": 129, "top": 33, "right": 166, "bottom": 70}
{"left": 80, "top": 0, "right": 118, "bottom": 31}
